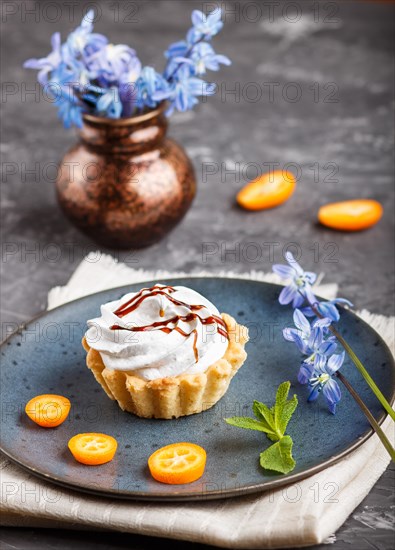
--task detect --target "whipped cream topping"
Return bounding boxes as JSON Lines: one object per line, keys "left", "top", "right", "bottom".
{"left": 85, "top": 284, "right": 229, "bottom": 380}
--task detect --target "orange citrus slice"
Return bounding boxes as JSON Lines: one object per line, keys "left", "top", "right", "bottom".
{"left": 237, "top": 170, "right": 296, "bottom": 210}
{"left": 68, "top": 433, "right": 118, "bottom": 465}
{"left": 148, "top": 442, "right": 206, "bottom": 484}
{"left": 25, "top": 394, "right": 71, "bottom": 428}
{"left": 318, "top": 199, "right": 383, "bottom": 231}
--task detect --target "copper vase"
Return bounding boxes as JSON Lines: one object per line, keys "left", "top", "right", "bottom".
{"left": 56, "top": 104, "right": 196, "bottom": 249}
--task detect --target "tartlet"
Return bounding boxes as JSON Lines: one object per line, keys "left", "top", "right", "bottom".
{"left": 82, "top": 285, "right": 249, "bottom": 419}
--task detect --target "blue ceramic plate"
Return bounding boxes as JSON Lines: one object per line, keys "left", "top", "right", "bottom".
{"left": 1, "top": 278, "right": 394, "bottom": 501}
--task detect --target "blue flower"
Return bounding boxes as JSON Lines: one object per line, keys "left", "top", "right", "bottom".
{"left": 96, "top": 87, "right": 122, "bottom": 118}
{"left": 283, "top": 309, "right": 343, "bottom": 414}
{"left": 48, "top": 59, "right": 82, "bottom": 95}
{"left": 86, "top": 44, "right": 141, "bottom": 117}
{"left": 165, "top": 40, "right": 189, "bottom": 60}
{"left": 118, "top": 73, "right": 139, "bottom": 117}
{"left": 66, "top": 10, "right": 107, "bottom": 59}
{"left": 24, "top": 32, "right": 62, "bottom": 85}
{"left": 163, "top": 41, "right": 190, "bottom": 80}
{"left": 46, "top": 62, "right": 85, "bottom": 128}
{"left": 295, "top": 325, "right": 337, "bottom": 380}
{"left": 87, "top": 43, "right": 141, "bottom": 86}
{"left": 61, "top": 50, "right": 91, "bottom": 89}
{"left": 135, "top": 67, "right": 171, "bottom": 110}
{"left": 283, "top": 309, "right": 331, "bottom": 353}
{"left": 55, "top": 93, "right": 83, "bottom": 129}
{"left": 178, "top": 42, "right": 231, "bottom": 76}
{"left": 160, "top": 8, "right": 229, "bottom": 113}
{"left": 301, "top": 298, "right": 353, "bottom": 322}
{"left": 163, "top": 9, "right": 229, "bottom": 85}
{"left": 82, "top": 84, "right": 122, "bottom": 118}
{"left": 306, "top": 352, "right": 345, "bottom": 414}
{"left": 188, "top": 8, "right": 223, "bottom": 42}
{"left": 285, "top": 309, "right": 337, "bottom": 386}
{"left": 81, "top": 83, "right": 100, "bottom": 105}
{"left": 24, "top": 10, "right": 105, "bottom": 92}
{"left": 272, "top": 252, "right": 317, "bottom": 308}
{"left": 158, "top": 65, "right": 215, "bottom": 115}
{"left": 49, "top": 78, "right": 83, "bottom": 129}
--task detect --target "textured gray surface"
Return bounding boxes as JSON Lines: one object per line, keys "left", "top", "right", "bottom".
{"left": 0, "top": 0, "right": 394, "bottom": 548}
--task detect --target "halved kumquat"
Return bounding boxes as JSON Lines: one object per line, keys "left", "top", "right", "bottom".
{"left": 68, "top": 433, "right": 118, "bottom": 465}
{"left": 318, "top": 199, "right": 383, "bottom": 231}
{"left": 148, "top": 442, "right": 206, "bottom": 485}
{"left": 237, "top": 170, "right": 296, "bottom": 211}
{"left": 25, "top": 394, "right": 71, "bottom": 428}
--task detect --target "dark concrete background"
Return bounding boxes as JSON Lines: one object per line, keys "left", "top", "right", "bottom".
{"left": 1, "top": 0, "right": 394, "bottom": 548}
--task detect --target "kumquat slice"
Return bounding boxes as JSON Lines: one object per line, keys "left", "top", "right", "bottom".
{"left": 148, "top": 442, "right": 207, "bottom": 485}
{"left": 237, "top": 170, "right": 296, "bottom": 211}
{"left": 25, "top": 394, "right": 71, "bottom": 428}
{"left": 68, "top": 433, "right": 118, "bottom": 465}
{"left": 318, "top": 199, "right": 383, "bottom": 231}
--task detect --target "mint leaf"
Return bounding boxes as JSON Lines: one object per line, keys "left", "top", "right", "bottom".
{"left": 253, "top": 400, "right": 281, "bottom": 442}
{"left": 252, "top": 401, "right": 277, "bottom": 432}
{"left": 273, "top": 381, "right": 298, "bottom": 436}
{"left": 276, "top": 381, "right": 290, "bottom": 409}
{"left": 225, "top": 417, "right": 277, "bottom": 437}
{"left": 278, "top": 394, "right": 298, "bottom": 434}
{"left": 274, "top": 381, "right": 290, "bottom": 431}
{"left": 224, "top": 381, "right": 298, "bottom": 475}
{"left": 259, "top": 435, "right": 296, "bottom": 474}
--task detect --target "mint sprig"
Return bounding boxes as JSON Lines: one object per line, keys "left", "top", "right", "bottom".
{"left": 259, "top": 435, "right": 295, "bottom": 474}
{"left": 225, "top": 381, "right": 298, "bottom": 474}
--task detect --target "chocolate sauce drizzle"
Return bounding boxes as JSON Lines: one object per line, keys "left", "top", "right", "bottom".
{"left": 109, "top": 285, "right": 228, "bottom": 362}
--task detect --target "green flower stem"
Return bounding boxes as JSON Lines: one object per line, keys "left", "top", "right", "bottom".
{"left": 337, "top": 371, "right": 395, "bottom": 461}
{"left": 329, "top": 325, "right": 395, "bottom": 422}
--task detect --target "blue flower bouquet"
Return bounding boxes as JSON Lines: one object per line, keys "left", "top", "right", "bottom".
{"left": 24, "top": 8, "right": 231, "bottom": 127}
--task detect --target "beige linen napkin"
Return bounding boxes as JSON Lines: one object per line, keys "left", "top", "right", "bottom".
{"left": 1, "top": 253, "right": 394, "bottom": 548}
